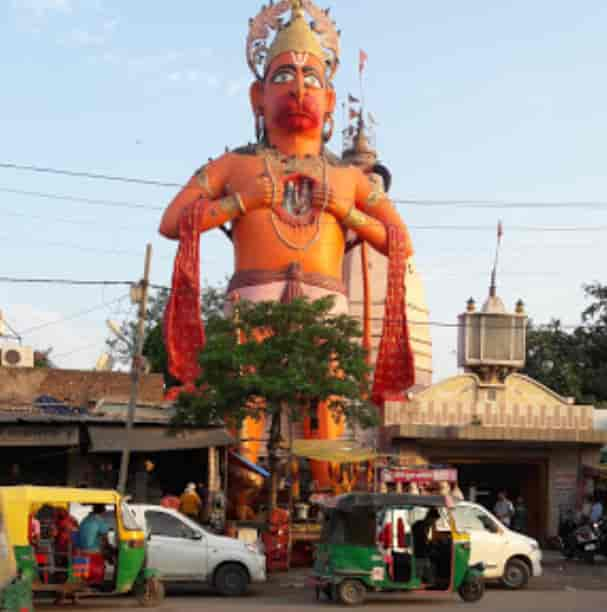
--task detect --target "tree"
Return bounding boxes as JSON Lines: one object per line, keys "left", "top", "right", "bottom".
{"left": 523, "top": 283, "right": 607, "bottom": 406}
{"left": 106, "top": 283, "right": 226, "bottom": 385}
{"left": 173, "top": 296, "right": 378, "bottom": 510}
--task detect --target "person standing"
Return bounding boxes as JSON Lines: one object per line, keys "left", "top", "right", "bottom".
{"left": 179, "top": 483, "right": 202, "bottom": 522}
{"left": 494, "top": 491, "right": 514, "bottom": 527}
{"left": 590, "top": 495, "right": 604, "bottom": 523}
{"left": 511, "top": 497, "right": 529, "bottom": 534}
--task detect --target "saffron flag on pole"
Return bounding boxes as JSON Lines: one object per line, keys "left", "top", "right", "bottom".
{"left": 348, "top": 93, "right": 360, "bottom": 104}
{"left": 497, "top": 220, "right": 504, "bottom": 242}
{"left": 359, "top": 49, "right": 368, "bottom": 74}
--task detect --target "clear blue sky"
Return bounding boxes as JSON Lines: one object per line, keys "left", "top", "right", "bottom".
{"left": 1, "top": 0, "right": 606, "bottom": 381}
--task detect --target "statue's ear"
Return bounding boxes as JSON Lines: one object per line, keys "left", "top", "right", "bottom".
{"left": 250, "top": 80, "right": 264, "bottom": 115}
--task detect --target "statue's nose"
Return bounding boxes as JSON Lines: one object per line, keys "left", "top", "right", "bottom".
{"left": 293, "top": 73, "right": 305, "bottom": 104}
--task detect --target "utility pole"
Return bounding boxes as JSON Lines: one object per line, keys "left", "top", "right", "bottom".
{"left": 118, "top": 244, "right": 152, "bottom": 495}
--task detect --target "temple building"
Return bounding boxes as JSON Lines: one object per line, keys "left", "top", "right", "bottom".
{"left": 379, "top": 285, "right": 607, "bottom": 540}
{"left": 342, "top": 117, "right": 433, "bottom": 388}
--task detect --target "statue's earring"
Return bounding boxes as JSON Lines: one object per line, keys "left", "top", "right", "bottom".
{"left": 322, "top": 114, "right": 335, "bottom": 143}
{"left": 255, "top": 113, "right": 265, "bottom": 144}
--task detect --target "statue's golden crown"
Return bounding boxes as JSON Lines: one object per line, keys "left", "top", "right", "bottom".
{"left": 247, "top": 0, "right": 340, "bottom": 82}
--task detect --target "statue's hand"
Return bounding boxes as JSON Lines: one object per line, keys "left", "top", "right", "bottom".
{"left": 311, "top": 182, "right": 346, "bottom": 218}
{"left": 233, "top": 168, "right": 283, "bottom": 213}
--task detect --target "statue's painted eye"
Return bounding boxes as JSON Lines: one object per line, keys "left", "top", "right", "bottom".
{"left": 304, "top": 74, "right": 322, "bottom": 89}
{"left": 272, "top": 71, "right": 295, "bottom": 84}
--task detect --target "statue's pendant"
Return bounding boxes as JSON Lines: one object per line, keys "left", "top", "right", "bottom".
{"left": 282, "top": 178, "right": 313, "bottom": 217}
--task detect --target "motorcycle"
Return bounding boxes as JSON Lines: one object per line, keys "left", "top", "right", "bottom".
{"left": 561, "top": 521, "right": 600, "bottom": 563}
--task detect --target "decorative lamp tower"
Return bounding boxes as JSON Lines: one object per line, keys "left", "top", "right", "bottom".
{"left": 457, "top": 224, "right": 527, "bottom": 384}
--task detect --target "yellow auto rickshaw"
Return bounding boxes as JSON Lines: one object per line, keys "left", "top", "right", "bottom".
{"left": 0, "top": 486, "right": 164, "bottom": 609}
{"left": 1, "top": 499, "right": 32, "bottom": 612}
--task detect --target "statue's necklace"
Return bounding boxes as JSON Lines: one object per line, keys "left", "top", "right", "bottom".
{"left": 263, "top": 151, "right": 328, "bottom": 252}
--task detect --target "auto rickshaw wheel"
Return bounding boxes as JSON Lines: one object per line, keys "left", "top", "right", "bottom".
{"left": 458, "top": 576, "right": 485, "bottom": 603}
{"left": 336, "top": 579, "right": 366, "bottom": 607}
{"left": 135, "top": 577, "right": 165, "bottom": 607}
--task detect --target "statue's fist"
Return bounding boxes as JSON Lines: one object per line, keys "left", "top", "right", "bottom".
{"left": 239, "top": 173, "right": 283, "bottom": 212}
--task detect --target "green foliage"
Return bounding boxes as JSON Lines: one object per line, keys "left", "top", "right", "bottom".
{"left": 173, "top": 296, "right": 377, "bottom": 431}
{"left": 106, "top": 284, "right": 226, "bottom": 386}
{"left": 523, "top": 283, "right": 607, "bottom": 405}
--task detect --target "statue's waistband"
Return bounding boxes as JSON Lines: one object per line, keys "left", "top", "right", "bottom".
{"left": 228, "top": 263, "right": 347, "bottom": 304}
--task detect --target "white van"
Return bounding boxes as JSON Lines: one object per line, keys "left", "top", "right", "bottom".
{"left": 451, "top": 501, "right": 542, "bottom": 589}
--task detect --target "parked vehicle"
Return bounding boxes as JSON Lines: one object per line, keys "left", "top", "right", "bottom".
{"left": 1, "top": 502, "right": 32, "bottom": 612}
{"left": 0, "top": 486, "right": 164, "bottom": 609}
{"left": 310, "top": 493, "right": 485, "bottom": 606}
{"left": 450, "top": 502, "right": 542, "bottom": 589}
{"left": 561, "top": 520, "right": 601, "bottom": 563}
{"left": 126, "top": 504, "right": 266, "bottom": 596}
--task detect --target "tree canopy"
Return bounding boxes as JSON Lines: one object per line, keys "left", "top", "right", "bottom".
{"left": 523, "top": 283, "right": 607, "bottom": 406}
{"left": 172, "top": 296, "right": 377, "bottom": 431}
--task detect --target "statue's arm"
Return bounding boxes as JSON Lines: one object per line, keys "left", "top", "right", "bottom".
{"left": 158, "top": 155, "right": 234, "bottom": 240}
{"left": 334, "top": 169, "right": 413, "bottom": 257}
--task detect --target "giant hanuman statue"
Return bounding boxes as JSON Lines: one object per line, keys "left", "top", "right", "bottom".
{"left": 159, "top": 0, "right": 416, "bottom": 488}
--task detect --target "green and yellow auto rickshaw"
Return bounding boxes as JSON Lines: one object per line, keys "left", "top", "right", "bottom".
{"left": 309, "top": 493, "right": 485, "bottom": 606}
{"left": 0, "top": 486, "right": 164, "bottom": 609}
{"left": 1, "top": 499, "right": 33, "bottom": 612}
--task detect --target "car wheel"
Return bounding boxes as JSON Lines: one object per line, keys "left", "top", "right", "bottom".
{"left": 458, "top": 576, "right": 485, "bottom": 603}
{"left": 336, "top": 579, "right": 366, "bottom": 606}
{"left": 214, "top": 563, "right": 249, "bottom": 597}
{"left": 502, "top": 559, "right": 530, "bottom": 590}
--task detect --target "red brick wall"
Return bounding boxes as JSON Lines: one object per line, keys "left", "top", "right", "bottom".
{"left": 0, "top": 367, "right": 165, "bottom": 406}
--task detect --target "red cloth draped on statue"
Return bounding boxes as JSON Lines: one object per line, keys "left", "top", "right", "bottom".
{"left": 371, "top": 225, "right": 415, "bottom": 406}
{"left": 163, "top": 201, "right": 206, "bottom": 398}
{"left": 164, "top": 205, "right": 414, "bottom": 405}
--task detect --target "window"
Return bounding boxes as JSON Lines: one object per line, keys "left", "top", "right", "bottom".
{"left": 453, "top": 507, "right": 497, "bottom": 533}
{"left": 145, "top": 511, "right": 194, "bottom": 539}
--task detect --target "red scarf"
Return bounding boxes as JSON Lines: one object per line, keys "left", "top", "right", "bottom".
{"left": 163, "top": 201, "right": 205, "bottom": 397}
{"left": 371, "top": 225, "right": 416, "bottom": 406}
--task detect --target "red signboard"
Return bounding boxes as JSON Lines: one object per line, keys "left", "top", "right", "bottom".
{"left": 381, "top": 468, "right": 458, "bottom": 484}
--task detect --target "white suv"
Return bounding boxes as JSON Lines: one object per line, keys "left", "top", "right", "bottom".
{"left": 129, "top": 505, "right": 266, "bottom": 596}
{"left": 451, "top": 502, "right": 542, "bottom": 589}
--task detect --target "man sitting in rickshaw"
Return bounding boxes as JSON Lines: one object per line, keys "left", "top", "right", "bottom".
{"left": 78, "top": 505, "right": 111, "bottom": 584}
{"left": 412, "top": 508, "right": 441, "bottom": 585}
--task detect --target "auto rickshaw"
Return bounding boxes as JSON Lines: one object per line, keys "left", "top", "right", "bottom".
{"left": 1, "top": 500, "right": 33, "bottom": 611}
{"left": 309, "top": 493, "right": 485, "bottom": 606}
{"left": 0, "top": 486, "right": 164, "bottom": 609}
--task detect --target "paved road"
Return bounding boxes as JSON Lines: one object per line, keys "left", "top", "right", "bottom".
{"left": 34, "top": 556, "right": 607, "bottom": 612}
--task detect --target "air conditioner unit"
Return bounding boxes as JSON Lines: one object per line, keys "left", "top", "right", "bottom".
{"left": 0, "top": 346, "right": 34, "bottom": 368}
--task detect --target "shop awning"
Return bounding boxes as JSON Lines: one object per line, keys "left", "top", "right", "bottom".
{"left": 229, "top": 452, "right": 270, "bottom": 478}
{"left": 582, "top": 464, "right": 607, "bottom": 481}
{"left": 0, "top": 424, "right": 79, "bottom": 447}
{"left": 292, "top": 439, "right": 377, "bottom": 463}
{"left": 87, "top": 425, "right": 233, "bottom": 453}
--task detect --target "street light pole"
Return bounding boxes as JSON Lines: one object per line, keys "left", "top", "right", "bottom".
{"left": 118, "top": 243, "right": 152, "bottom": 495}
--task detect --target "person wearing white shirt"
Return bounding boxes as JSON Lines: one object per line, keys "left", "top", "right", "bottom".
{"left": 590, "top": 497, "right": 604, "bottom": 523}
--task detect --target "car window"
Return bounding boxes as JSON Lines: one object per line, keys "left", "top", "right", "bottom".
{"left": 145, "top": 511, "right": 195, "bottom": 538}
{"left": 454, "top": 507, "right": 498, "bottom": 533}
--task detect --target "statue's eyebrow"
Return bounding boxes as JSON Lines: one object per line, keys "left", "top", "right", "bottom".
{"left": 271, "top": 64, "right": 297, "bottom": 76}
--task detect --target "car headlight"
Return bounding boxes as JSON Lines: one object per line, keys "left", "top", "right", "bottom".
{"left": 530, "top": 541, "right": 539, "bottom": 552}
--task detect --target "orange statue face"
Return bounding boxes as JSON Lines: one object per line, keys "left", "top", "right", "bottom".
{"left": 250, "top": 51, "right": 336, "bottom": 152}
